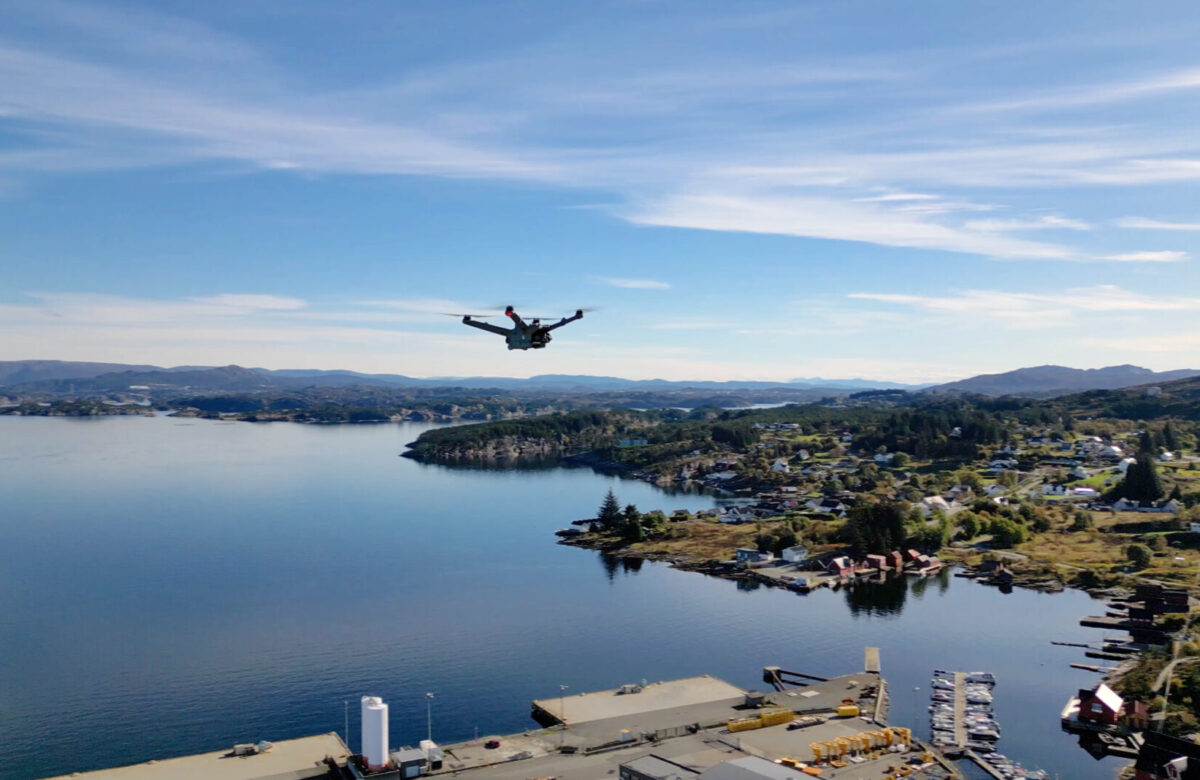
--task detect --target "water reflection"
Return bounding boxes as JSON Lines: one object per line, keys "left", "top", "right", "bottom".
{"left": 599, "top": 553, "right": 645, "bottom": 581}
{"left": 844, "top": 572, "right": 908, "bottom": 617}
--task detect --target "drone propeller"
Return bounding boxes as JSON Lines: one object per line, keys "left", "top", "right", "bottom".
{"left": 441, "top": 312, "right": 496, "bottom": 319}
{"left": 513, "top": 307, "right": 599, "bottom": 319}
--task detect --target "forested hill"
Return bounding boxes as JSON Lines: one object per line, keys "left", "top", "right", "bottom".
{"left": 402, "top": 410, "right": 662, "bottom": 461}
{"left": 1057, "top": 375, "right": 1200, "bottom": 420}
{"left": 402, "top": 399, "right": 1033, "bottom": 466}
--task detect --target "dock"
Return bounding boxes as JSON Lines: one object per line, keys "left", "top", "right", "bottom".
{"left": 952, "top": 672, "right": 967, "bottom": 750}
{"left": 963, "top": 749, "right": 1006, "bottom": 780}
{"left": 46, "top": 660, "right": 958, "bottom": 780}
{"left": 864, "top": 646, "right": 881, "bottom": 674}
{"left": 531, "top": 675, "right": 745, "bottom": 728}
{"left": 41, "top": 733, "right": 349, "bottom": 780}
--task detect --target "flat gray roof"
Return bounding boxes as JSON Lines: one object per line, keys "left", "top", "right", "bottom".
{"left": 623, "top": 754, "right": 699, "bottom": 778}
{"left": 534, "top": 676, "right": 747, "bottom": 726}
{"left": 41, "top": 733, "right": 349, "bottom": 780}
{"left": 698, "top": 756, "right": 807, "bottom": 780}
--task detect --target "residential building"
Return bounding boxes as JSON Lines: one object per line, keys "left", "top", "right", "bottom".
{"left": 1078, "top": 684, "right": 1123, "bottom": 726}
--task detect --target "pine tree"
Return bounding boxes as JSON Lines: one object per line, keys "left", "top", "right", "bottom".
{"left": 1164, "top": 421, "right": 1180, "bottom": 453}
{"left": 597, "top": 489, "right": 622, "bottom": 530}
{"left": 1121, "top": 454, "right": 1165, "bottom": 502}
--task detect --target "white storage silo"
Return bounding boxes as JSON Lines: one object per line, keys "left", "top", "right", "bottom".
{"left": 361, "top": 695, "right": 389, "bottom": 769}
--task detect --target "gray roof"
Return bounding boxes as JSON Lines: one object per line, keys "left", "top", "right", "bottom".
{"left": 623, "top": 754, "right": 699, "bottom": 779}
{"left": 389, "top": 748, "right": 425, "bottom": 764}
{"left": 697, "top": 756, "right": 806, "bottom": 780}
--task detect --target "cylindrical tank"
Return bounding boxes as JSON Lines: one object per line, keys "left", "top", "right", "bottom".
{"left": 361, "top": 696, "right": 389, "bottom": 768}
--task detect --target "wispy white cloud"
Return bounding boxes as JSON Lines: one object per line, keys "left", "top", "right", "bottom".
{"left": 964, "top": 215, "right": 1091, "bottom": 232}
{"left": 190, "top": 294, "right": 306, "bottom": 311}
{"left": 1115, "top": 216, "right": 1200, "bottom": 231}
{"left": 850, "top": 284, "right": 1200, "bottom": 329}
{"left": 1096, "top": 250, "right": 1188, "bottom": 262}
{"left": 4, "top": 1, "right": 1200, "bottom": 267}
{"left": 961, "top": 66, "right": 1200, "bottom": 115}
{"left": 1085, "top": 334, "right": 1200, "bottom": 354}
{"left": 595, "top": 277, "right": 671, "bottom": 290}
{"left": 628, "top": 193, "right": 1076, "bottom": 260}
{"left": 855, "top": 192, "right": 941, "bottom": 203}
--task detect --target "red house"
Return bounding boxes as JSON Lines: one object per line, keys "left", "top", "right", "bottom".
{"left": 1079, "top": 683, "right": 1123, "bottom": 726}
{"left": 865, "top": 554, "right": 888, "bottom": 570}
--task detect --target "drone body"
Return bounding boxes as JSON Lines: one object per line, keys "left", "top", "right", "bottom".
{"left": 461, "top": 306, "right": 584, "bottom": 350}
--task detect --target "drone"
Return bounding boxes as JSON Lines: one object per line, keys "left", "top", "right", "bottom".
{"left": 456, "top": 305, "right": 585, "bottom": 350}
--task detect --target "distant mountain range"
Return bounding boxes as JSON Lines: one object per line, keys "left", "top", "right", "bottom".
{"left": 924, "top": 364, "right": 1200, "bottom": 398}
{"left": 0, "top": 360, "right": 927, "bottom": 394}
{"left": 4, "top": 360, "right": 1195, "bottom": 400}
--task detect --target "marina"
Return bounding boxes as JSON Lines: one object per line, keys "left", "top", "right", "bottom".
{"left": 927, "top": 671, "right": 1046, "bottom": 780}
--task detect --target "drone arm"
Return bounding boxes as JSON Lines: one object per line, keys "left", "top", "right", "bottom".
{"left": 462, "top": 317, "right": 511, "bottom": 337}
{"left": 506, "top": 310, "right": 529, "bottom": 330}
{"left": 540, "top": 310, "right": 584, "bottom": 334}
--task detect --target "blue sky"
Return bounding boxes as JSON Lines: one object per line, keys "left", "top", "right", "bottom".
{"left": 1, "top": 0, "right": 1198, "bottom": 382}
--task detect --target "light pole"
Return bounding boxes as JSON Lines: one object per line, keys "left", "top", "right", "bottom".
{"left": 425, "top": 692, "right": 434, "bottom": 743}
{"left": 559, "top": 685, "right": 569, "bottom": 747}
{"left": 912, "top": 687, "right": 919, "bottom": 722}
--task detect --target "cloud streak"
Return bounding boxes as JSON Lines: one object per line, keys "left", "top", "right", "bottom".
{"left": 850, "top": 284, "right": 1200, "bottom": 329}
{"left": 628, "top": 193, "right": 1076, "bottom": 259}
{"left": 1097, "top": 250, "right": 1188, "bottom": 262}
{"left": 596, "top": 277, "right": 671, "bottom": 290}
{"left": 1116, "top": 217, "right": 1200, "bottom": 231}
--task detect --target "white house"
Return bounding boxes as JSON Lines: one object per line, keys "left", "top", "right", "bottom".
{"left": 920, "top": 496, "right": 951, "bottom": 517}
{"left": 874, "top": 452, "right": 895, "bottom": 465}
{"left": 1073, "top": 486, "right": 1099, "bottom": 498}
{"left": 1161, "top": 451, "right": 1175, "bottom": 462}
{"left": 1117, "top": 457, "right": 1137, "bottom": 474}
{"left": 985, "top": 484, "right": 1008, "bottom": 497}
{"left": 1070, "top": 465, "right": 1089, "bottom": 480}
{"left": 781, "top": 545, "right": 809, "bottom": 564}
{"left": 1042, "top": 483, "right": 1067, "bottom": 496}
{"left": 771, "top": 458, "right": 790, "bottom": 474}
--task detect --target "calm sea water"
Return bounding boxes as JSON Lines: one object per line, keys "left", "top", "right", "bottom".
{"left": 0, "top": 416, "right": 1119, "bottom": 779}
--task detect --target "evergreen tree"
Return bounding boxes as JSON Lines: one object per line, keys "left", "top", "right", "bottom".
{"left": 1121, "top": 454, "right": 1166, "bottom": 502}
{"left": 597, "top": 489, "right": 622, "bottom": 529}
{"left": 1164, "top": 421, "right": 1180, "bottom": 453}
{"left": 1139, "top": 430, "right": 1157, "bottom": 455}
{"left": 845, "top": 501, "right": 908, "bottom": 554}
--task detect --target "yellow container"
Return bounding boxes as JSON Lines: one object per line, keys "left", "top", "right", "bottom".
{"left": 728, "top": 717, "right": 762, "bottom": 732}
{"left": 836, "top": 705, "right": 860, "bottom": 717}
{"left": 760, "top": 709, "right": 795, "bottom": 726}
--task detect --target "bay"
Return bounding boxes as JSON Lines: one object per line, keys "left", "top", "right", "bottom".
{"left": 0, "top": 416, "right": 1117, "bottom": 779}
